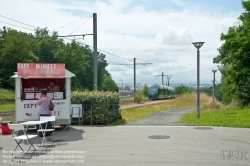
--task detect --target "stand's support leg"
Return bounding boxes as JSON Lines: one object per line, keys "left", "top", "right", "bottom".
{"left": 63, "top": 124, "right": 69, "bottom": 131}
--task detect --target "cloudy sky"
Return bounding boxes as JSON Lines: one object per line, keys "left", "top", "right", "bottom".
{"left": 0, "top": 0, "right": 244, "bottom": 87}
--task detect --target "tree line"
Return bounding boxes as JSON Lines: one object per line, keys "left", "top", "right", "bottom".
{"left": 213, "top": 0, "right": 250, "bottom": 107}
{"left": 0, "top": 27, "right": 118, "bottom": 92}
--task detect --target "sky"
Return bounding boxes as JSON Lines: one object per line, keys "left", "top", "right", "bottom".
{"left": 0, "top": 0, "right": 244, "bottom": 87}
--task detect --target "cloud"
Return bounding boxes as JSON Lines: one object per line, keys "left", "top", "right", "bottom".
{"left": 0, "top": 0, "right": 243, "bottom": 85}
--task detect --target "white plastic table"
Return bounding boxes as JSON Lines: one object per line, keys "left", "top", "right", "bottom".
{"left": 20, "top": 121, "right": 48, "bottom": 152}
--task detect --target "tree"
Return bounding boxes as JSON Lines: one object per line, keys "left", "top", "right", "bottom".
{"left": 200, "top": 84, "right": 223, "bottom": 102}
{"left": 142, "top": 84, "right": 148, "bottom": 97}
{"left": 0, "top": 27, "right": 111, "bottom": 91}
{"left": 213, "top": 0, "right": 250, "bottom": 106}
{"left": 0, "top": 27, "right": 38, "bottom": 88}
{"left": 174, "top": 84, "right": 191, "bottom": 95}
{"left": 101, "top": 77, "right": 119, "bottom": 92}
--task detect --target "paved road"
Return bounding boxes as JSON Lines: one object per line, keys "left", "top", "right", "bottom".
{"left": 1, "top": 126, "right": 249, "bottom": 166}
{"left": 126, "top": 107, "right": 196, "bottom": 126}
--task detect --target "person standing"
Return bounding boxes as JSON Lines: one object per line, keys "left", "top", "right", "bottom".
{"left": 36, "top": 89, "right": 52, "bottom": 136}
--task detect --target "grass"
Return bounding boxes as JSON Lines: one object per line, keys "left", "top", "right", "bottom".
{"left": 112, "top": 93, "right": 250, "bottom": 128}
{"left": 180, "top": 107, "right": 250, "bottom": 128}
{"left": 1, "top": 115, "right": 15, "bottom": 123}
{"left": 0, "top": 103, "right": 15, "bottom": 112}
{"left": 107, "top": 119, "right": 127, "bottom": 126}
{"left": 120, "top": 93, "right": 200, "bottom": 124}
{"left": 0, "top": 88, "right": 15, "bottom": 102}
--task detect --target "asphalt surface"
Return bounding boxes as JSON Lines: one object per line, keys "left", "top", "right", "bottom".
{"left": 0, "top": 126, "right": 249, "bottom": 166}
{"left": 126, "top": 107, "right": 196, "bottom": 126}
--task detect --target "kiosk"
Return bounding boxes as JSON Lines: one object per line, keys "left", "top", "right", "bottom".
{"left": 12, "top": 63, "right": 75, "bottom": 126}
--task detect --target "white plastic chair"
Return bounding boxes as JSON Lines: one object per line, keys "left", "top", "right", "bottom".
{"left": 8, "top": 124, "right": 38, "bottom": 157}
{"left": 37, "top": 116, "right": 56, "bottom": 147}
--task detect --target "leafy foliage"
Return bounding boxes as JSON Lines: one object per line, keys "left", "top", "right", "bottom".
{"left": 174, "top": 84, "right": 191, "bottom": 95}
{"left": 0, "top": 27, "right": 114, "bottom": 90}
{"left": 213, "top": 0, "right": 250, "bottom": 106}
{"left": 101, "top": 77, "right": 119, "bottom": 92}
{"left": 134, "top": 91, "right": 144, "bottom": 103}
{"left": 142, "top": 84, "right": 148, "bottom": 97}
{"left": 71, "top": 90, "right": 120, "bottom": 125}
{"left": 200, "top": 84, "right": 223, "bottom": 102}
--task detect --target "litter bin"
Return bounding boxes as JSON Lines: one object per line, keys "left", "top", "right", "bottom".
{"left": 83, "top": 101, "right": 92, "bottom": 125}
{"left": 1, "top": 121, "right": 12, "bottom": 135}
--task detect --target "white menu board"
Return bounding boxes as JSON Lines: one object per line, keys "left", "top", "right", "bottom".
{"left": 35, "top": 93, "right": 41, "bottom": 99}
{"left": 25, "top": 93, "right": 34, "bottom": 99}
{"left": 47, "top": 92, "right": 54, "bottom": 99}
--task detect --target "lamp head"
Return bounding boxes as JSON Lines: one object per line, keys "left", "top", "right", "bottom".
{"left": 212, "top": 70, "right": 217, "bottom": 73}
{"left": 192, "top": 42, "right": 205, "bottom": 50}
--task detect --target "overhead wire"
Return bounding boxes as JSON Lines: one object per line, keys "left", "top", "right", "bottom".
{"left": 0, "top": 15, "right": 158, "bottom": 79}
{"left": 52, "top": 14, "right": 93, "bottom": 31}
{"left": 69, "top": 16, "right": 92, "bottom": 35}
{"left": 64, "top": 36, "right": 156, "bottom": 76}
{"left": 0, "top": 14, "right": 37, "bottom": 28}
{"left": 0, "top": 20, "right": 35, "bottom": 31}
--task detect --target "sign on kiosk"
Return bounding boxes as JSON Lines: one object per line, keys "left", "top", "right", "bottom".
{"left": 12, "top": 63, "right": 75, "bottom": 126}
{"left": 18, "top": 63, "right": 65, "bottom": 77}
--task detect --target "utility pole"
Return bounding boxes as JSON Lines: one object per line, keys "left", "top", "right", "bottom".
{"left": 119, "top": 59, "right": 152, "bottom": 100}
{"left": 134, "top": 58, "right": 136, "bottom": 98}
{"left": 155, "top": 72, "right": 172, "bottom": 85}
{"left": 166, "top": 76, "right": 172, "bottom": 86}
{"left": 212, "top": 70, "right": 217, "bottom": 106}
{"left": 120, "top": 80, "right": 123, "bottom": 98}
{"left": 93, "top": 13, "right": 97, "bottom": 90}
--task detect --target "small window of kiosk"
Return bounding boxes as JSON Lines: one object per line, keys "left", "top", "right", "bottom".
{"left": 21, "top": 79, "right": 66, "bottom": 100}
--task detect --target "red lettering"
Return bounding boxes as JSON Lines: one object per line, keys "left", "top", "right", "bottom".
{"left": 54, "top": 111, "right": 56, "bottom": 116}
{"left": 24, "top": 104, "right": 26, "bottom": 108}
{"left": 35, "top": 104, "right": 37, "bottom": 108}
{"left": 58, "top": 111, "right": 60, "bottom": 116}
{"left": 27, "top": 104, "right": 30, "bottom": 108}
{"left": 31, "top": 104, "right": 33, "bottom": 108}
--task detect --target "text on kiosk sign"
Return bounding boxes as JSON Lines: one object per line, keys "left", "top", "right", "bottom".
{"left": 17, "top": 63, "right": 65, "bottom": 77}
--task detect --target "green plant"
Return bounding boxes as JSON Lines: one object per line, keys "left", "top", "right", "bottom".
{"left": 134, "top": 92, "right": 143, "bottom": 103}
{"left": 71, "top": 90, "right": 120, "bottom": 125}
{"left": 0, "top": 88, "right": 15, "bottom": 103}
{"left": 142, "top": 84, "right": 148, "bottom": 97}
{"left": 0, "top": 103, "right": 15, "bottom": 112}
{"left": 179, "top": 108, "right": 250, "bottom": 128}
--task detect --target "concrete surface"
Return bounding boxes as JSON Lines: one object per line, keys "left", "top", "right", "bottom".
{"left": 0, "top": 126, "right": 249, "bottom": 166}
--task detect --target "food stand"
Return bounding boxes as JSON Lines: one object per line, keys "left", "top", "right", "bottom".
{"left": 11, "top": 63, "right": 75, "bottom": 126}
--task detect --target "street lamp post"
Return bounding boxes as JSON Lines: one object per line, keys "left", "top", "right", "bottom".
{"left": 192, "top": 42, "right": 205, "bottom": 118}
{"left": 212, "top": 70, "right": 217, "bottom": 106}
{"left": 120, "top": 80, "right": 123, "bottom": 98}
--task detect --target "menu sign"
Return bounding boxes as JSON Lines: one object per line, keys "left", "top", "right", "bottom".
{"left": 17, "top": 63, "right": 65, "bottom": 77}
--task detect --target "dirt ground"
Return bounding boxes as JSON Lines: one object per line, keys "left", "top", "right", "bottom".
{"left": 119, "top": 100, "right": 167, "bottom": 110}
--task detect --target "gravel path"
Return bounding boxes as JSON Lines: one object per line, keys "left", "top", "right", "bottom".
{"left": 125, "top": 107, "right": 196, "bottom": 126}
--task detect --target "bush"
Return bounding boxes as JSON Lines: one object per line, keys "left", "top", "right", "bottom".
{"left": 71, "top": 90, "right": 120, "bottom": 125}
{"left": 134, "top": 92, "right": 143, "bottom": 103}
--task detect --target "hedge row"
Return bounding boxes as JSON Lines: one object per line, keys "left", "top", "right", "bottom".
{"left": 71, "top": 91, "right": 120, "bottom": 125}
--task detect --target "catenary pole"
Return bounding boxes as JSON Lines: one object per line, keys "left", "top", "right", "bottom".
{"left": 93, "top": 13, "right": 97, "bottom": 90}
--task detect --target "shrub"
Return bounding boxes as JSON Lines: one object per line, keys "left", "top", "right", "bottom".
{"left": 134, "top": 92, "right": 143, "bottom": 103}
{"left": 71, "top": 90, "right": 120, "bottom": 125}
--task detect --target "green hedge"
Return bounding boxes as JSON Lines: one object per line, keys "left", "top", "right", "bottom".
{"left": 71, "top": 90, "right": 120, "bottom": 125}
